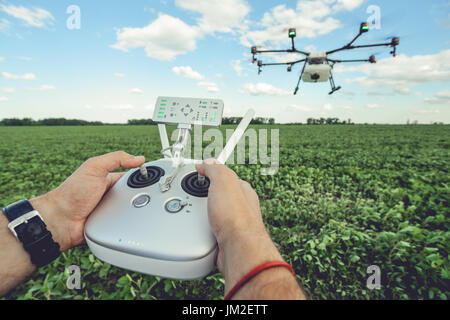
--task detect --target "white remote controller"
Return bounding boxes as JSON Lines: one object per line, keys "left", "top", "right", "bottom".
{"left": 85, "top": 97, "right": 255, "bottom": 280}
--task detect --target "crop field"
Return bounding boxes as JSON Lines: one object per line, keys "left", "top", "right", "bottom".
{"left": 0, "top": 124, "right": 449, "bottom": 300}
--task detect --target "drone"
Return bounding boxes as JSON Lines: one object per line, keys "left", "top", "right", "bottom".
{"left": 251, "top": 22, "right": 400, "bottom": 95}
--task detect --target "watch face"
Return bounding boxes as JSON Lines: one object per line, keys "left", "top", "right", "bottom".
{"left": 26, "top": 221, "right": 43, "bottom": 236}
{"left": 18, "top": 216, "right": 46, "bottom": 242}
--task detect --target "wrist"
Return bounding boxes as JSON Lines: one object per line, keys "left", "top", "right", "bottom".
{"left": 218, "top": 224, "right": 284, "bottom": 292}
{"left": 232, "top": 265, "right": 303, "bottom": 300}
{"left": 30, "top": 193, "right": 72, "bottom": 252}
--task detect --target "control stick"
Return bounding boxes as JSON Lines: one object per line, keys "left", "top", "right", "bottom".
{"left": 140, "top": 165, "right": 149, "bottom": 180}
{"left": 198, "top": 174, "right": 206, "bottom": 186}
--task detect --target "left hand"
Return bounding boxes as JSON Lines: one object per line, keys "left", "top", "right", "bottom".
{"left": 30, "top": 151, "right": 145, "bottom": 251}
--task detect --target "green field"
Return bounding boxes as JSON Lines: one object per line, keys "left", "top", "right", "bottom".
{"left": 0, "top": 124, "right": 449, "bottom": 300}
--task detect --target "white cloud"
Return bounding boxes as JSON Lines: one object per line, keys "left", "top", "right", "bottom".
{"left": 198, "top": 81, "right": 219, "bottom": 92}
{"left": 240, "top": 0, "right": 363, "bottom": 47}
{"left": 333, "top": 0, "right": 365, "bottom": 11}
{"left": 27, "top": 84, "right": 55, "bottom": 91}
{"left": 175, "top": 0, "right": 250, "bottom": 33}
{"left": 2, "top": 72, "right": 37, "bottom": 80}
{"left": 1, "top": 88, "right": 15, "bottom": 93}
{"left": 323, "top": 103, "right": 334, "bottom": 111}
{"left": 105, "top": 104, "right": 134, "bottom": 110}
{"left": 338, "top": 50, "right": 450, "bottom": 94}
{"left": 413, "top": 109, "right": 441, "bottom": 115}
{"left": 241, "top": 82, "right": 291, "bottom": 96}
{"left": 19, "top": 56, "right": 32, "bottom": 61}
{"left": 0, "top": 4, "right": 54, "bottom": 28}
{"left": 84, "top": 104, "right": 93, "bottom": 109}
{"left": 172, "top": 66, "right": 204, "bottom": 80}
{"left": 112, "top": 1, "right": 251, "bottom": 61}
{"left": 231, "top": 60, "right": 244, "bottom": 76}
{"left": 129, "top": 88, "right": 143, "bottom": 95}
{"left": 111, "top": 14, "right": 201, "bottom": 61}
{"left": 0, "top": 57, "right": 4, "bottom": 62}
{"left": 0, "top": 96, "right": 8, "bottom": 102}
{"left": 114, "top": 73, "right": 125, "bottom": 78}
{"left": 0, "top": 18, "right": 11, "bottom": 33}
{"left": 305, "top": 44, "right": 317, "bottom": 52}
{"left": 424, "top": 90, "right": 450, "bottom": 105}
{"left": 366, "top": 103, "right": 382, "bottom": 109}
{"left": 289, "top": 104, "right": 312, "bottom": 112}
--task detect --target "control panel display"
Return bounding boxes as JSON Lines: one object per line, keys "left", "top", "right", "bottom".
{"left": 152, "top": 97, "right": 224, "bottom": 127}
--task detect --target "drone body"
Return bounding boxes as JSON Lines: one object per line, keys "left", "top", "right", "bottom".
{"left": 251, "top": 23, "right": 400, "bottom": 95}
{"left": 303, "top": 52, "right": 331, "bottom": 83}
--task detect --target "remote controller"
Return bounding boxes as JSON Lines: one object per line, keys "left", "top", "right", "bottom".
{"left": 84, "top": 97, "right": 255, "bottom": 280}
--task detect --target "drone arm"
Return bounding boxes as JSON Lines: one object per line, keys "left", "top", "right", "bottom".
{"left": 256, "top": 49, "right": 292, "bottom": 54}
{"left": 261, "top": 62, "right": 293, "bottom": 66}
{"left": 255, "top": 49, "right": 309, "bottom": 56}
{"left": 326, "top": 30, "right": 364, "bottom": 55}
{"left": 327, "top": 41, "right": 394, "bottom": 55}
{"left": 350, "top": 42, "right": 394, "bottom": 49}
{"left": 347, "top": 32, "right": 364, "bottom": 48}
{"left": 328, "top": 58, "right": 370, "bottom": 63}
{"left": 261, "top": 59, "right": 306, "bottom": 67}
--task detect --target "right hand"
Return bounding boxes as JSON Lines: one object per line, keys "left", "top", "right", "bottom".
{"left": 196, "top": 159, "right": 283, "bottom": 285}
{"left": 196, "top": 160, "right": 305, "bottom": 300}
{"left": 195, "top": 159, "right": 265, "bottom": 245}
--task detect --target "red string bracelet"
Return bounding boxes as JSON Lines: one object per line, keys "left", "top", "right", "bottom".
{"left": 224, "top": 261, "right": 295, "bottom": 300}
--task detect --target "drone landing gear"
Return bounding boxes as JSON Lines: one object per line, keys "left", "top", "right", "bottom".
{"left": 294, "top": 61, "right": 307, "bottom": 95}
{"left": 328, "top": 74, "right": 341, "bottom": 95}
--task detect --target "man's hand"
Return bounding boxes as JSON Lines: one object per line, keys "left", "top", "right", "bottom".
{"left": 196, "top": 159, "right": 306, "bottom": 300}
{"left": 0, "top": 151, "right": 145, "bottom": 296}
{"left": 31, "top": 151, "right": 145, "bottom": 251}
{"left": 196, "top": 159, "right": 266, "bottom": 244}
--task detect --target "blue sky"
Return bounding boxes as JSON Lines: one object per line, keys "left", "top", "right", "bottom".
{"left": 0, "top": 0, "right": 449, "bottom": 124}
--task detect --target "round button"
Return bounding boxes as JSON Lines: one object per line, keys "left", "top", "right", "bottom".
{"left": 132, "top": 194, "right": 151, "bottom": 208}
{"left": 165, "top": 199, "right": 187, "bottom": 214}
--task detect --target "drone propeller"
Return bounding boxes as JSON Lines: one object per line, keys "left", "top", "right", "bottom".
{"left": 387, "top": 36, "right": 400, "bottom": 57}
{"left": 257, "top": 60, "right": 263, "bottom": 75}
{"left": 251, "top": 45, "right": 266, "bottom": 63}
{"left": 370, "top": 35, "right": 401, "bottom": 57}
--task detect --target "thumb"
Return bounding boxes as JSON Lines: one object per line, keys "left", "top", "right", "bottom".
{"left": 195, "top": 158, "right": 220, "bottom": 178}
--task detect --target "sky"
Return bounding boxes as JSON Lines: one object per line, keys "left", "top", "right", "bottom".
{"left": 0, "top": 0, "right": 449, "bottom": 124}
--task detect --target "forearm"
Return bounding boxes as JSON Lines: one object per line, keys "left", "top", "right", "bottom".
{"left": 218, "top": 219, "right": 306, "bottom": 300}
{"left": 0, "top": 211, "right": 36, "bottom": 296}
{"left": 0, "top": 195, "right": 67, "bottom": 297}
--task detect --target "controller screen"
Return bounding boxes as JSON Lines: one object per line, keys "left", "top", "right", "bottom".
{"left": 153, "top": 97, "right": 224, "bottom": 127}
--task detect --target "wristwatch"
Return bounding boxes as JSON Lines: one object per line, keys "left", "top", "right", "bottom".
{"left": 2, "top": 200, "right": 60, "bottom": 267}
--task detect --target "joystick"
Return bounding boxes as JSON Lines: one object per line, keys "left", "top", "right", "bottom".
{"left": 127, "top": 166, "right": 165, "bottom": 189}
{"left": 181, "top": 172, "right": 211, "bottom": 197}
{"left": 85, "top": 97, "right": 255, "bottom": 280}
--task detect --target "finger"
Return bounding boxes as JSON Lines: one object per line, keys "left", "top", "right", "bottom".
{"left": 195, "top": 158, "right": 221, "bottom": 178}
{"left": 85, "top": 151, "right": 145, "bottom": 175}
{"left": 106, "top": 172, "right": 126, "bottom": 190}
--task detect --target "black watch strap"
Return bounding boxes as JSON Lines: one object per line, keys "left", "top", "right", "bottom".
{"left": 3, "top": 199, "right": 34, "bottom": 221}
{"left": 3, "top": 200, "right": 61, "bottom": 268}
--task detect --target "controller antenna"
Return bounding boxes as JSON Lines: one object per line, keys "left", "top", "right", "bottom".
{"left": 140, "top": 165, "right": 149, "bottom": 180}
